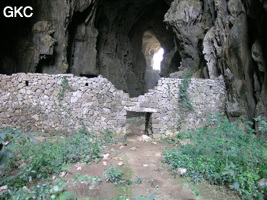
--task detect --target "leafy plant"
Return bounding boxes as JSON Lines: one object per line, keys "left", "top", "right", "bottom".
{"left": 58, "top": 76, "right": 70, "bottom": 101}
{"left": 111, "top": 195, "right": 128, "bottom": 200}
{"left": 65, "top": 131, "right": 102, "bottom": 163}
{"left": 72, "top": 174, "right": 102, "bottom": 190}
{"left": 55, "top": 191, "right": 77, "bottom": 200}
{"left": 0, "top": 128, "right": 15, "bottom": 169}
{"left": 100, "top": 129, "right": 115, "bottom": 145}
{"left": 104, "top": 165, "right": 123, "bottom": 186}
{"left": 0, "top": 127, "right": 36, "bottom": 169}
{"left": 178, "top": 70, "right": 195, "bottom": 111}
{"left": 255, "top": 116, "right": 267, "bottom": 135}
{"left": 163, "top": 113, "right": 267, "bottom": 199}
{"left": 135, "top": 193, "right": 156, "bottom": 200}
{"left": 2, "top": 180, "right": 68, "bottom": 200}
{"left": 0, "top": 128, "right": 104, "bottom": 199}
{"left": 134, "top": 176, "right": 142, "bottom": 185}
{"left": 104, "top": 165, "right": 131, "bottom": 186}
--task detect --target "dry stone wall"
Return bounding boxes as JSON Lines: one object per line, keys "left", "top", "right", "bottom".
{"left": 125, "top": 78, "right": 226, "bottom": 136}
{"left": 0, "top": 73, "right": 225, "bottom": 135}
{"left": 0, "top": 73, "right": 128, "bottom": 133}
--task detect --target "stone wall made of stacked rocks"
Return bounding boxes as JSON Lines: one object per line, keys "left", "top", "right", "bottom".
{"left": 0, "top": 73, "right": 225, "bottom": 135}
{"left": 124, "top": 78, "right": 226, "bottom": 136}
{"left": 0, "top": 73, "right": 128, "bottom": 134}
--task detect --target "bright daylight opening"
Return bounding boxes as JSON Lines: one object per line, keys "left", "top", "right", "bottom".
{"left": 152, "top": 48, "right": 164, "bottom": 71}
{"left": 142, "top": 31, "right": 164, "bottom": 91}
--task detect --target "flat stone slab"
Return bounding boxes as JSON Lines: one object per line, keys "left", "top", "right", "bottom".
{"left": 124, "top": 106, "right": 158, "bottom": 113}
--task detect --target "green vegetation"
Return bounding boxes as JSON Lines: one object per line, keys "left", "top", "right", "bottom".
{"left": 110, "top": 193, "right": 156, "bottom": 200}
{"left": 178, "top": 70, "right": 195, "bottom": 111}
{"left": 183, "top": 183, "right": 200, "bottom": 199}
{"left": 72, "top": 174, "right": 102, "bottom": 190}
{"left": 135, "top": 194, "right": 156, "bottom": 200}
{"left": 163, "top": 113, "right": 267, "bottom": 199}
{"left": 57, "top": 76, "right": 70, "bottom": 101}
{"left": 0, "top": 127, "right": 115, "bottom": 199}
{"left": 134, "top": 176, "right": 142, "bottom": 185}
{"left": 100, "top": 129, "right": 115, "bottom": 145}
{"left": 7, "top": 180, "right": 70, "bottom": 200}
{"left": 0, "top": 128, "right": 24, "bottom": 169}
{"left": 255, "top": 116, "right": 267, "bottom": 135}
{"left": 110, "top": 195, "right": 128, "bottom": 200}
{"left": 104, "top": 165, "right": 132, "bottom": 186}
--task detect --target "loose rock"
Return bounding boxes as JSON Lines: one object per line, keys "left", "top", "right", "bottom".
{"left": 139, "top": 135, "right": 152, "bottom": 142}
{"left": 131, "top": 147, "right": 137, "bottom": 151}
{"left": 102, "top": 153, "right": 110, "bottom": 160}
{"left": 177, "top": 168, "right": 187, "bottom": 175}
{"left": 258, "top": 178, "right": 267, "bottom": 188}
{"left": 59, "top": 171, "right": 67, "bottom": 178}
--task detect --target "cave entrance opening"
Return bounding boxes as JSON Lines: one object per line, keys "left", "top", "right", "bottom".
{"left": 126, "top": 111, "right": 152, "bottom": 137}
{"left": 153, "top": 48, "right": 164, "bottom": 71}
{"left": 142, "top": 31, "right": 164, "bottom": 92}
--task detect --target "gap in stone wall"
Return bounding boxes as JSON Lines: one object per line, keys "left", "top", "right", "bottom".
{"left": 126, "top": 111, "right": 152, "bottom": 137}
{"left": 80, "top": 74, "right": 98, "bottom": 78}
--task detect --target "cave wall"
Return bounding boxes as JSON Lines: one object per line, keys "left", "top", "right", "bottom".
{"left": 164, "top": 0, "right": 267, "bottom": 122}
{"left": 0, "top": 0, "right": 98, "bottom": 74}
{"left": 0, "top": 0, "right": 176, "bottom": 97}
{"left": 95, "top": 0, "right": 175, "bottom": 96}
{"left": 0, "top": 0, "right": 35, "bottom": 74}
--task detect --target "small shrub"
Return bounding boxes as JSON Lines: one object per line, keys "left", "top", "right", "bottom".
{"left": 0, "top": 127, "right": 35, "bottom": 169}
{"left": 178, "top": 70, "right": 195, "bottom": 111}
{"left": 100, "top": 129, "right": 115, "bottom": 145}
{"left": 255, "top": 116, "right": 267, "bottom": 135}
{"left": 72, "top": 174, "right": 102, "bottom": 190}
{"left": 0, "top": 128, "right": 103, "bottom": 199}
{"left": 104, "top": 165, "right": 123, "bottom": 186}
{"left": 135, "top": 194, "right": 156, "bottom": 200}
{"left": 104, "top": 165, "right": 131, "bottom": 186}
{"left": 2, "top": 180, "right": 68, "bottom": 200}
{"left": 65, "top": 132, "right": 102, "bottom": 163}
{"left": 163, "top": 113, "right": 267, "bottom": 199}
{"left": 111, "top": 195, "right": 128, "bottom": 200}
{"left": 58, "top": 76, "right": 70, "bottom": 101}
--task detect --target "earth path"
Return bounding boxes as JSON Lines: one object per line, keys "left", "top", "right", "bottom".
{"left": 65, "top": 135, "right": 197, "bottom": 200}
{"left": 64, "top": 135, "right": 239, "bottom": 200}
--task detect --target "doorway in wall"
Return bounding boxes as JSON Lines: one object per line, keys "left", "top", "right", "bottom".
{"left": 126, "top": 112, "right": 152, "bottom": 137}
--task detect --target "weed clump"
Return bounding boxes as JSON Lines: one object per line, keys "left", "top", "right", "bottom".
{"left": 0, "top": 128, "right": 114, "bottom": 199}
{"left": 178, "top": 70, "right": 195, "bottom": 111}
{"left": 163, "top": 113, "right": 267, "bottom": 199}
{"left": 57, "top": 76, "right": 70, "bottom": 101}
{"left": 104, "top": 165, "right": 132, "bottom": 186}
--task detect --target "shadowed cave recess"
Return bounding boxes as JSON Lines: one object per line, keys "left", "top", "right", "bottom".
{"left": 0, "top": 0, "right": 177, "bottom": 96}
{"left": 0, "top": 0, "right": 267, "bottom": 123}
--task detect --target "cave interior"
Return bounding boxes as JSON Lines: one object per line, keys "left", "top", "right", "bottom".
{"left": 0, "top": 0, "right": 180, "bottom": 97}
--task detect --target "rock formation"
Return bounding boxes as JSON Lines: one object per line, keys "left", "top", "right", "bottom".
{"left": 0, "top": 0, "right": 267, "bottom": 123}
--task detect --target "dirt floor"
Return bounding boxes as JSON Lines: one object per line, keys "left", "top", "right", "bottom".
{"left": 59, "top": 116, "right": 240, "bottom": 200}
{"left": 62, "top": 131, "right": 240, "bottom": 200}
